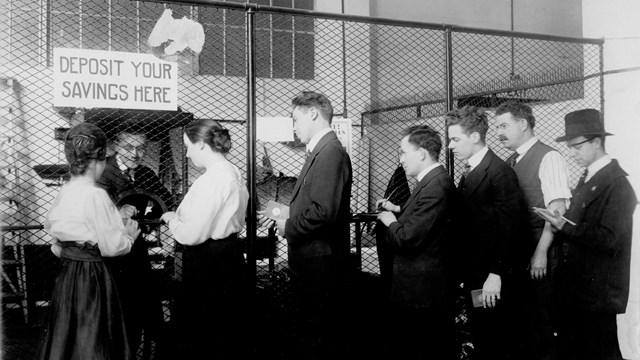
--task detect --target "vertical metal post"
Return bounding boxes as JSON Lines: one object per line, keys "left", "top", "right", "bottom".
{"left": 444, "top": 27, "right": 454, "bottom": 176}
{"left": 341, "top": 0, "right": 348, "bottom": 117}
{"left": 246, "top": 7, "right": 257, "bottom": 286}
{"left": 599, "top": 43, "right": 605, "bottom": 122}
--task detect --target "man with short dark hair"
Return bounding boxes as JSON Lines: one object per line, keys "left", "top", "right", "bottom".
{"left": 446, "top": 105, "right": 530, "bottom": 360}
{"left": 494, "top": 101, "right": 571, "bottom": 360}
{"left": 375, "top": 125, "right": 458, "bottom": 359}
{"left": 272, "top": 91, "right": 353, "bottom": 358}
{"left": 534, "top": 109, "right": 636, "bottom": 360}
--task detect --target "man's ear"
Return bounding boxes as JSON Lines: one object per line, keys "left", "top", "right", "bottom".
{"left": 310, "top": 107, "right": 318, "bottom": 121}
{"left": 471, "top": 132, "right": 481, "bottom": 144}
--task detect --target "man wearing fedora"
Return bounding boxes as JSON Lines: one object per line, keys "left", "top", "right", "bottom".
{"left": 534, "top": 108, "right": 636, "bottom": 360}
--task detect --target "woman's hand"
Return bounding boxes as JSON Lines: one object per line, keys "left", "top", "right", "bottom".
{"left": 119, "top": 204, "right": 138, "bottom": 220}
{"left": 161, "top": 211, "right": 177, "bottom": 224}
{"left": 125, "top": 218, "right": 141, "bottom": 241}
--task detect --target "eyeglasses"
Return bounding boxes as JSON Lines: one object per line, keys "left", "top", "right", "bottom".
{"left": 566, "top": 138, "right": 592, "bottom": 149}
{"left": 121, "top": 144, "right": 147, "bottom": 152}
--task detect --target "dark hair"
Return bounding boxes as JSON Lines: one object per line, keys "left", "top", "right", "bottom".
{"left": 495, "top": 101, "right": 536, "bottom": 129}
{"left": 291, "top": 91, "right": 334, "bottom": 123}
{"left": 184, "top": 119, "right": 231, "bottom": 154}
{"left": 64, "top": 123, "right": 107, "bottom": 175}
{"left": 445, "top": 105, "right": 489, "bottom": 143}
{"left": 403, "top": 125, "right": 442, "bottom": 161}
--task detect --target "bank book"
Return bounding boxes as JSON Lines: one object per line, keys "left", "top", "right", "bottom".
{"left": 264, "top": 200, "right": 290, "bottom": 221}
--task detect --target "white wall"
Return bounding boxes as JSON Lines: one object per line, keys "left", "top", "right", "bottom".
{"left": 583, "top": 1, "right": 640, "bottom": 358}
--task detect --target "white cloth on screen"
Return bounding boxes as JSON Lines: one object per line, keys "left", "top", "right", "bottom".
{"left": 45, "top": 177, "right": 133, "bottom": 257}
{"left": 513, "top": 137, "right": 572, "bottom": 207}
{"left": 167, "top": 158, "right": 249, "bottom": 246}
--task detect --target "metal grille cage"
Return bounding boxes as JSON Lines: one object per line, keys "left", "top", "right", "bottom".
{"left": 1, "top": 1, "right": 602, "bottom": 359}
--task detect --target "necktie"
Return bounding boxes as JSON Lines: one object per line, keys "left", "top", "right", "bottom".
{"left": 125, "top": 168, "right": 134, "bottom": 183}
{"left": 508, "top": 153, "right": 518, "bottom": 167}
{"left": 459, "top": 163, "right": 471, "bottom": 189}
{"left": 576, "top": 168, "right": 588, "bottom": 189}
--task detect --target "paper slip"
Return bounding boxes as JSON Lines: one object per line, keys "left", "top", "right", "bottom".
{"left": 264, "top": 200, "right": 290, "bottom": 221}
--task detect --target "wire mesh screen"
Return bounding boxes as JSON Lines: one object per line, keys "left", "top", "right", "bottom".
{"left": 1, "top": 1, "right": 602, "bottom": 359}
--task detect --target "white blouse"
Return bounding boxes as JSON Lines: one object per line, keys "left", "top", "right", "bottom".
{"left": 168, "top": 159, "right": 249, "bottom": 246}
{"left": 45, "top": 177, "right": 133, "bottom": 257}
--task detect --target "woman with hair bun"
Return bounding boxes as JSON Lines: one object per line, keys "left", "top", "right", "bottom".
{"left": 38, "top": 122, "right": 141, "bottom": 360}
{"left": 160, "top": 119, "right": 249, "bottom": 359}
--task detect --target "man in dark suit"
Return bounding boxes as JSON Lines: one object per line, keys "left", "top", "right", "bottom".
{"left": 376, "top": 125, "right": 458, "bottom": 359}
{"left": 273, "top": 91, "right": 352, "bottom": 358}
{"left": 534, "top": 109, "right": 636, "bottom": 360}
{"left": 494, "top": 101, "right": 572, "bottom": 360}
{"left": 96, "top": 130, "right": 173, "bottom": 353}
{"left": 446, "top": 105, "right": 530, "bottom": 360}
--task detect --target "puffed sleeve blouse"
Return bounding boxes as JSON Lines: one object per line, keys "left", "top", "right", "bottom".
{"left": 45, "top": 177, "right": 133, "bottom": 257}
{"left": 167, "top": 158, "right": 249, "bottom": 246}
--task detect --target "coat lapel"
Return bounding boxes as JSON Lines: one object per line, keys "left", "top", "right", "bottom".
{"left": 290, "top": 131, "right": 336, "bottom": 204}
{"left": 400, "top": 165, "right": 444, "bottom": 213}
{"left": 577, "top": 160, "right": 627, "bottom": 208}
{"left": 462, "top": 149, "right": 493, "bottom": 198}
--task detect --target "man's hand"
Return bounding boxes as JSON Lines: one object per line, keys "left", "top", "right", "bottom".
{"left": 532, "top": 207, "right": 566, "bottom": 231}
{"left": 256, "top": 210, "right": 275, "bottom": 229}
{"left": 274, "top": 218, "right": 286, "bottom": 237}
{"left": 376, "top": 211, "right": 397, "bottom": 227}
{"left": 119, "top": 204, "right": 138, "bottom": 220}
{"left": 482, "top": 273, "right": 501, "bottom": 308}
{"left": 530, "top": 249, "right": 548, "bottom": 280}
{"left": 375, "top": 198, "right": 400, "bottom": 213}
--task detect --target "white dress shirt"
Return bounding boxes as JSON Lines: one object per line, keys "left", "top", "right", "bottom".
{"left": 417, "top": 163, "right": 442, "bottom": 182}
{"left": 467, "top": 146, "right": 489, "bottom": 172}
{"left": 513, "top": 137, "right": 572, "bottom": 206}
{"left": 584, "top": 154, "right": 612, "bottom": 183}
{"left": 45, "top": 177, "right": 133, "bottom": 257}
{"left": 168, "top": 158, "right": 249, "bottom": 246}
{"left": 306, "top": 127, "right": 333, "bottom": 153}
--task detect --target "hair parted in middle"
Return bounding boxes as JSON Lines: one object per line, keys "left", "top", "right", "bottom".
{"left": 184, "top": 119, "right": 232, "bottom": 154}
{"left": 403, "top": 125, "right": 442, "bottom": 161}
{"left": 64, "top": 122, "right": 107, "bottom": 175}
{"left": 445, "top": 105, "right": 489, "bottom": 143}
{"left": 291, "top": 91, "right": 334, "bottom": 124}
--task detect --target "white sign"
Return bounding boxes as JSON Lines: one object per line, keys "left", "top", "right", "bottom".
{"left": 257, "top": 117, "right": 294, "bottom": 142}
{"left": 331, "top": 118, "right": 352, "bottom": 158}
{"left": 52, "top": 48, "right": 178, "bottom": 111}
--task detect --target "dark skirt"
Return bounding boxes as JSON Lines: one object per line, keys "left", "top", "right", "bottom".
{"left": 37, "top": 242, "right": 133, "bottom": 360}
{"left": 164, "top": 234, "right": 248, "bottom": 360}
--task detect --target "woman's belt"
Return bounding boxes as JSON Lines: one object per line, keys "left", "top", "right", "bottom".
{"left": 59, "top": 241, "right": 103, "bottom": 262}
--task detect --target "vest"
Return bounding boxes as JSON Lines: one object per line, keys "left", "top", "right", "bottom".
{"left": 512, "top": 140, "right": 554, "bottom": 243}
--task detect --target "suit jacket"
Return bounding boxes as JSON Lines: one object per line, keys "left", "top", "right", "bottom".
{"left": 557, "top": 159, "right": 636, "bottom": 313}
{"left": 456, "top": 149, "right": 530, "bottom": 289}
{"left": 385, "top": 165, "right": 457, "bottom": 308}
{"left": 97, "top": 156, "right": 174, "bottom": 211}
{"left": 284, "top": 131, "right": 353, "bottom": 278}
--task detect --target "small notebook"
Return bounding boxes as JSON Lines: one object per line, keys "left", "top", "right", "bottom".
{"left": 264, "top": 200, "right": 290, "bottom": 221}
{"left": 470, "top": 289, "right": 483, "bottom": 308}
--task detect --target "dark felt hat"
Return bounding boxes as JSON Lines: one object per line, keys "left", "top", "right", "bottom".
{"left": 555, "top": 109, "right": 612, "bottom": 142}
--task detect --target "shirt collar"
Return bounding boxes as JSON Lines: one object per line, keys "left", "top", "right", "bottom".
{"left": 417, "top": 163, "right": 442, "bottom": 182}
{"left": 514, "top": 137, "right": 538, "bottom": 159}
{"left": 467, "top": 146, "right": 489, "bottom": 170}
{"left": 306, "top": 127, "right": 333, "bottom": 153}
{"left": 586, "top": 154, "right": 612, "bottom": 181}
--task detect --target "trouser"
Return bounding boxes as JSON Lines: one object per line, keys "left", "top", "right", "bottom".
{"left": 556, "top": 307, "right": 623, "bottom": 360}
